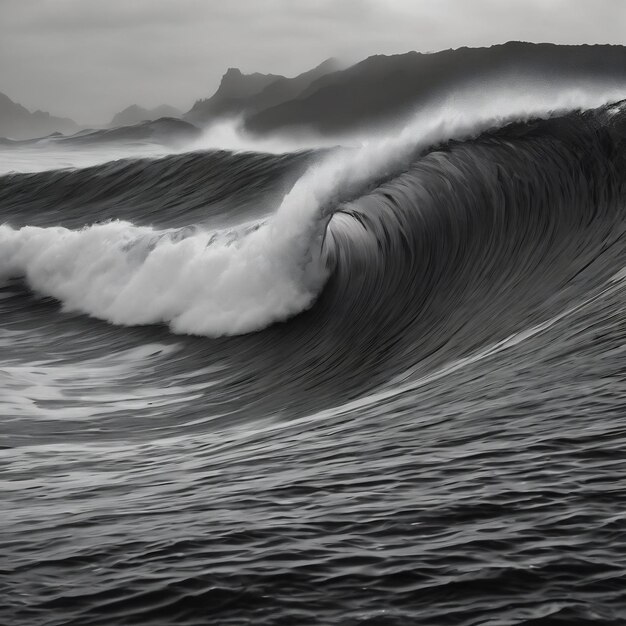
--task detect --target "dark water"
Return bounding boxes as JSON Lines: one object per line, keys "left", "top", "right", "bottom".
{"left": 2, "top": 102, "right": 626, "bottom": 625}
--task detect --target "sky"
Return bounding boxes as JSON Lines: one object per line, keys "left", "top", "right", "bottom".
{"left": 0, "top": 0, "right": 624, "bottom": 124}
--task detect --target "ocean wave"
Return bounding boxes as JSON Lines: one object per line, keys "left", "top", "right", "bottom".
{"left": 0, "top": 90, "right": 625, "bottom": 337}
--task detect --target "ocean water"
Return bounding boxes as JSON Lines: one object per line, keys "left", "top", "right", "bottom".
{"left": 2, "top": 93, "right": 626, "bottom": 625}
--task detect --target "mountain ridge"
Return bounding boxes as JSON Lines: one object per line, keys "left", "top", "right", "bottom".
{"left": 243, "top": 42, "right": 626, "bottom": 135}
{"left": 0, "top": 91, "right": 79, "bottom": 140}
{"left": 185, "top": 58, "right": 341, "bottom": 124}
{"left": 109, "top": 104, "right": 182, "bottom": 128}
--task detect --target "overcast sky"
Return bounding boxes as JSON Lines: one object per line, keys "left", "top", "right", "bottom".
{"left": 0, "top": 0, "right": 624, "bottom": 124}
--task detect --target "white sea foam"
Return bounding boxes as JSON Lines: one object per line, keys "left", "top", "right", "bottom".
{"left": 1, "top": 83, "right": 625, "bottom": 336}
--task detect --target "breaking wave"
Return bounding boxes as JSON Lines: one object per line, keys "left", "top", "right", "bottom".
{"left": 1, "top": 89, "right": 625, "bottom": 337}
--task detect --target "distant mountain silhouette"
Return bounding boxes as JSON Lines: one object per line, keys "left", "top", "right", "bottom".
{"left": 185, "top": 59, "right": 340, "bottom": 123}
{"left": 109, "top": 104, "right": 182, "bottom": 128}
{"left": 186, "top": 68, "right": 283, "bottom": 123}
{"left": 0, "top": 92, "right": 79, "bottom": 140}
{"left": 243, "top": 42, "right": 626, "bottom": 135}
{"left": 6, "top": 43, "right": 626, "bottom": 145}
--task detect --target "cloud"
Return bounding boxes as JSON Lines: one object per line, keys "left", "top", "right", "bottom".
{"left": 0, "top": 0, "right": 623, "bottom": 124}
